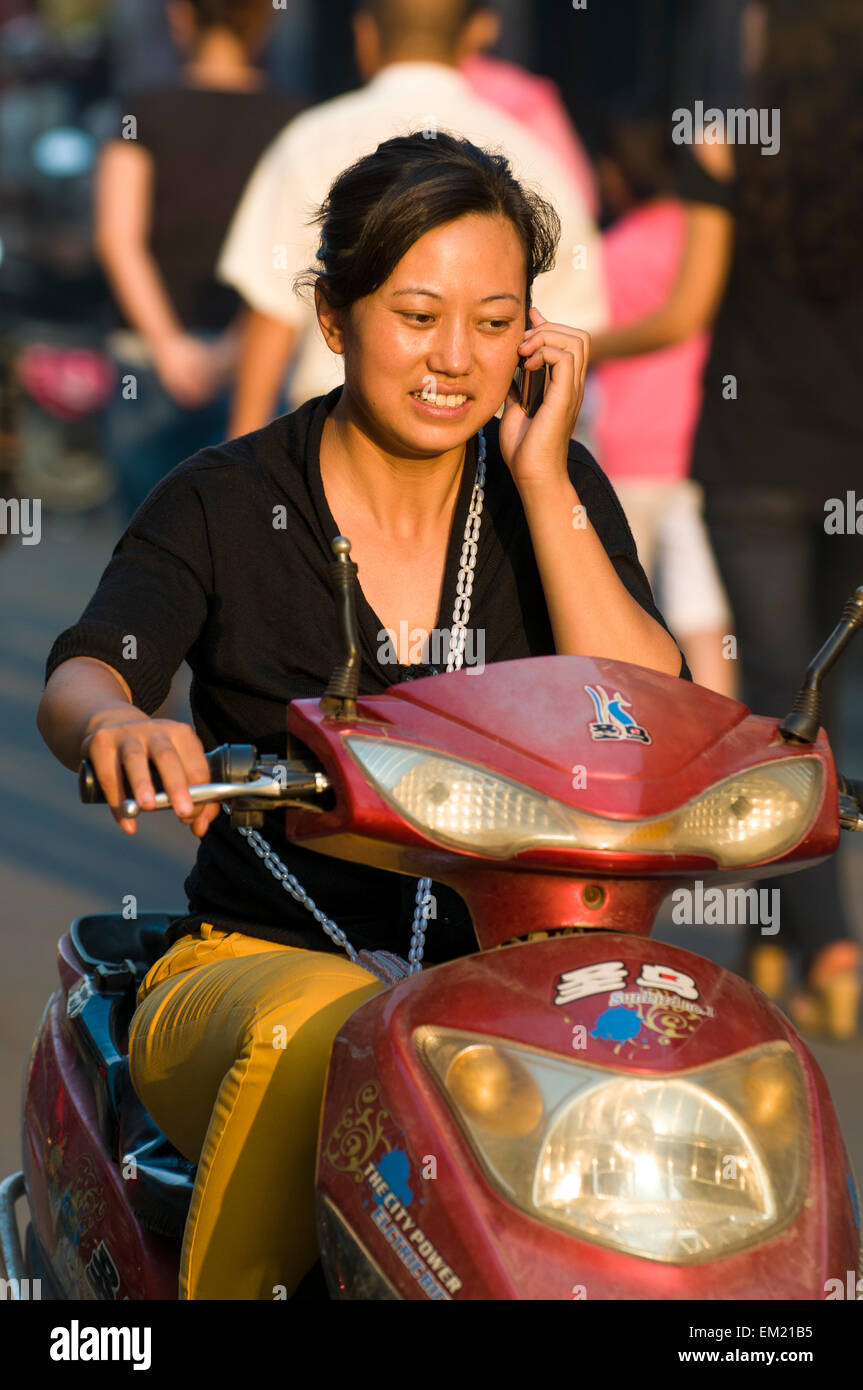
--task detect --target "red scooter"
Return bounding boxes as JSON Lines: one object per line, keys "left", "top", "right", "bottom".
{"left": 2, "top": 548, "right": 863, "bottom": 1300}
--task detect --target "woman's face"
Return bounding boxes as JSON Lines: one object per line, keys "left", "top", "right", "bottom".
{"left": 322, "top": 212, "right": 528, "bottom": 458}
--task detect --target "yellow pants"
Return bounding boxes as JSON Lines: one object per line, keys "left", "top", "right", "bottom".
{"left": 127, "top": 922, "right": 384, "bottom": 1300}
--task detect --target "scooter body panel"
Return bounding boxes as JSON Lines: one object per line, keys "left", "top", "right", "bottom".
{"left": 21, "top": 942, "right": 180, "bottom": 1300}
{"left": 284, "top": 656, "right": 839, "bottom": 860}
{"left": 282, "top": 658, "right": 839, "bottom": 949}
{"left": 317, "top": 934, "right": 860, "bottom": 1299}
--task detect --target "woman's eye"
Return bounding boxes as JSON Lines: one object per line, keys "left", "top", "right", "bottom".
{"left": 400, "top": 314, "right": 513, "bottom": 328}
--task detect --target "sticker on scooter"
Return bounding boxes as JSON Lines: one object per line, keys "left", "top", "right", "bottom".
{"left": 584, "top": 684, "right": 651, "bottom": 744}
{"left": 85, "top": 1239, "right": 121, "bottom": 1300}
{"left": 323, "top": 1080, "right": 463, "bottom": 1301}
{"left": 323, "top": 1080, "right": 392, "bottom": 1183}
{"left": 363, "top": 1152, "right": 462, "bottom": 1300}
{"left": 371, "top": 1149, "right": 413, "bottom": 1210}
{"left": 555, "top": 961, "right": 715, "bottom": 1057}
{"left": 591, "top": 1005, "right": 642, "bottom": 1044}
{"left": 554, "top": 960, "right": 627, "bottom": 1003}
{"left": 554, "top": 961, "right": 701, "bottom": 1006}
{"left": 596, "top": 999, "right": 707, "bottom": 1056}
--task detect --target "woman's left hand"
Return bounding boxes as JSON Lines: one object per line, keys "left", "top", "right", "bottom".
{"left": 498, "top": 307, "right": 589, "bottom": 488}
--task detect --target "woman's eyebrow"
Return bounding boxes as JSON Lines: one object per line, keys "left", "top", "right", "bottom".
{"left": 390, "top": 288, "right": 521, "bottom": 303}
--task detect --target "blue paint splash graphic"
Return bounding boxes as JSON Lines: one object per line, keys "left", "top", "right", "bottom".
{"left": 591, "top": 1006, "right": 642, "bottom": 1043}
{"left": 374, "top": 1148, "right": 414, "bottom": 1207}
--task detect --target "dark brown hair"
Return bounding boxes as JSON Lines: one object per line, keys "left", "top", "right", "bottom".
{"left": 295, "top": 131, "right": 560, "bottom": 314}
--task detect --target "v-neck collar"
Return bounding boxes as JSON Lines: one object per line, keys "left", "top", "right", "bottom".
{"left": 304, "top": 387, "right": 479, "bottom": 675}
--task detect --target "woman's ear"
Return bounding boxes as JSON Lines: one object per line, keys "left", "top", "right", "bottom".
{"left": 315, "top": 282, "right": 347, "bottom": 356}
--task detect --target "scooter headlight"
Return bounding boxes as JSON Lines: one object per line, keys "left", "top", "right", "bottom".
{"left": 345, "top": 738, "right": 581, "bottom": 858}
{"left": 346, "top": 738, "right": 823, "bottom": 867}
{"left": 417, "top": 1030, "right": 809, "bottom": 1264}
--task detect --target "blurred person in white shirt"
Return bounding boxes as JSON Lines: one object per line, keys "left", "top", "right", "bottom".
{"left": 217, "top": 0, "right": 607, "bottom": 436}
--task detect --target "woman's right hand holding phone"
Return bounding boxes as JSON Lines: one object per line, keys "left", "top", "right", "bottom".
{"left": 80, "top": 709, "right": 221, "bottom": 838}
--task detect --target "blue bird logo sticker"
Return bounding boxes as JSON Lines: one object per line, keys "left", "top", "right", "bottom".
{"left": 584, "top": 684, "right": 651, "bottom": 744}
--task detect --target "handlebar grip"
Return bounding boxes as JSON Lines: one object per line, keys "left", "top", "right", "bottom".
{"left": 78, "top": 759, "right": 164, "bottom": 804}
{"left": 839, "top": 774, "right": 863, "bottom": 807}
{"left": 77, "top": 744, "right": 257, "bottom": 804}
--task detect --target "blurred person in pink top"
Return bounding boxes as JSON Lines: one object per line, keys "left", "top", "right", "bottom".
{"left": 459, "top": 7, "right": 599, "bottom": 219}
{"left": 592, "top": 116, "right": 735, "bottom": 698}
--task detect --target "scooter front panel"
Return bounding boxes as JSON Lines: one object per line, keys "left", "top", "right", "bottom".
{"left": 317, "top": 935, "right": 857, "bottom": 1298}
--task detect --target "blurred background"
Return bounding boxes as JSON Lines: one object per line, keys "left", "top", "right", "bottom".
{"left": 1, "top": 0, "right": 862, "bottom": 1199}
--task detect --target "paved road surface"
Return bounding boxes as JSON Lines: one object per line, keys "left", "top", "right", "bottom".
{"left": 2, "top": 502, "right": 862, "bottom": 1249}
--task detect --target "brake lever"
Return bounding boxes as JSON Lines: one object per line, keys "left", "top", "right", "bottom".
{"left": 117, "top": 769, "right": 330, "bottom": 820}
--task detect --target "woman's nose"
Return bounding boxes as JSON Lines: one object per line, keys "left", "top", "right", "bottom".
{"left": 427, "top": 322, "right": 473, "bottom": 380}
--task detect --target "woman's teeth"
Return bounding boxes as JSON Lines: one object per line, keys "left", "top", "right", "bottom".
{"left": 411, "top": 391, "right": 469, "bottom": 408}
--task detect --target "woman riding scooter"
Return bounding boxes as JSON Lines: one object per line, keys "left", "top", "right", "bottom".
{"left": 36, "top": 132, "right": 690, "bottom": 1300}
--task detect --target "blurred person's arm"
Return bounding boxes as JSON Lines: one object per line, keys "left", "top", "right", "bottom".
{"left": 589, "top": 142, "right": 735, "bottom": 365}
{"left": 228, "top": 307, "right": 298, "bottom": 437}
{"left": 93, "top": 140, "right": 219, "bottom": 408}
{"left": 588, "top": 204, "right": 733, "bottom": 363}
{"left": 208, "top": 311, "right": 245, "bottom": 386}
{"left": 529, "top": 159, "right": 609, "bottom": 337}
{"left": 216, "top": 125, "right": 312, "bottom": 433}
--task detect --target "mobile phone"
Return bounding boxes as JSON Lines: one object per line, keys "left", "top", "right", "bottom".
{"left": 512, "top": 360, "right": 547, "bottom": 416}
{"left": 511, "top": 311, "right": 547, "bottom": 416}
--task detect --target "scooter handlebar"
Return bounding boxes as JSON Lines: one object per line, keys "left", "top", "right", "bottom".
{"left": 77, "top": 743, "right": 330, "bottom": 819}
{"left": 78, "top": 743, "right": 257, "bottom": 804}
{"left": 838, "top": 774, "right": 863, "bottom": 832}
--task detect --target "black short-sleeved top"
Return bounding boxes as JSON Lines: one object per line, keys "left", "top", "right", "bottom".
{"left": 675, "top": 148, "right": 863, "bottom": 502}
{"left": 44, "top": 388, "right": 690, "bottom": 962}
{"left": 111, "top": 84, "right": 301, "bottom": 332}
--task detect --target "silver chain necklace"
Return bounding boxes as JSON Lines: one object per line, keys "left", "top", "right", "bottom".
{"left": 225, "top": 428, "right": 487, "bottom": 979}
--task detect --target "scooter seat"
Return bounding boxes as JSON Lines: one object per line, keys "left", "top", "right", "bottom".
{"left": 66, "top": 912, "right": 196, "bottom": 1240}
{"left": 70, "top": 909, "right": 180, "bottom": 979}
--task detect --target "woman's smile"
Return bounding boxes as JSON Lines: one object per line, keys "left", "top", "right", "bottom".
{"left": 408, "top": 388, "right": 473, "bottom": 419}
